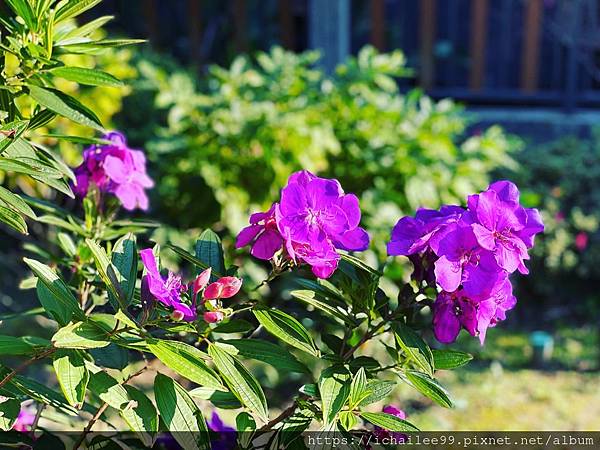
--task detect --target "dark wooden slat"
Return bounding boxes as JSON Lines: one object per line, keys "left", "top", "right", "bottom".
{"left": 142, "top": 0, "right": 159, "bottom": 47}
{"left": 419, "top": 0, "right": 436, "bottom": 89}
{"left": 520, "top": 0, "right": 543, "bottom": 92}
{"left": 278, "top": 0, "right": 295, "bottom": 50}
{"left": 371, "top": 0, "right": 385, "bottom": 50}
{"left": 188, "top": 0, "right": 202, "bottom": 62}
{"left": 233, "top": 0, "right": 248, "bottom": 53}
{"left": 469, "top": 0, "right": 489, "bottom": 90}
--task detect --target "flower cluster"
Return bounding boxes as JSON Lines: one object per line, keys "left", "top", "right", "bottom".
{"left": 236, "top": 170, "right": 370, "bottom": 278}
{"left": 373, "top": 405, "right": 408, "bottom": 443}
{"left": 140, "top": 249, "right": 242, "bottom": 323}
{"left": 73, "top": 131, "right": 154, "bottom": 211}
{"left": 388, "top": 181, "right": 544, "bottom": 344}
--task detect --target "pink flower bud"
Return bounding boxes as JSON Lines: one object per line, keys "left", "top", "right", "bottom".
{"left": 171, "top": 310, "right": 185, "bottom": 321}
{"left": 216, "top": 277, "right": 242, "bottom": 298}
{"left": 575, "top": 232, "right": 588, "bottom": 251}
{"left": 192, "top": 268, "right": 212, "bottom": 295}
{"left": 203, "top": 311, "right": 224, "bottom": 323}
{"left": 203, "top": 281, "right": 223, "bottom": 300}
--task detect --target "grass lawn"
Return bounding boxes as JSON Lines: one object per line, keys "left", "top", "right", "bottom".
{"left": 396, "top": 326, "right": 600, "bottom": 430}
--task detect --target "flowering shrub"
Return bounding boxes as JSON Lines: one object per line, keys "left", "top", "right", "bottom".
{"left": 0, "top": 2, "right": 543, "bottom": 449}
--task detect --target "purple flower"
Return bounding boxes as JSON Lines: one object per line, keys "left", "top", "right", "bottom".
{"left": 73, "top": 131, "right": 154, "bottom": 211}
{"left": 276, "top": 170, "right": 370, "bottom": 278}
{"left": 140, "top": 249, "right": 196, "bottom": 321}
{"left": 237, "top": 170, "right": 370, "bottom": 279}
{"left": 12, "top": 406, "right": 35, "bottom": 432}
{"left": 387, "top": 206, "right": 467, "bottom": 257}
{"left": 433, "top": 291, "right": 478, "bottom": 344}
{"left": 388, "top": 180, "right": 543, "bottom": 345}
{"left": 208, "top": 412, "right": 236, "bottom": 450}
{"left": 434, "top": 225, "right": 502, "bottom": 298}
{"left": 235, "top": 204, "right": 283, "bottom": 260}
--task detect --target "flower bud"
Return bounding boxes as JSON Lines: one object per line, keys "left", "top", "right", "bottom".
{"left": 203, "top": 281, "right": 223, "bottom": 300}
{"left": 192, "top": 268, "right": 212, "bottom": 295}
{"left": 217, "top": 276, "right": 243, "bottom": 298}
{"left": 203, "top": 311, "right": 224, "bottom": 323}
{"left": 171, "top": 310, "right": 185, "bottom": 321}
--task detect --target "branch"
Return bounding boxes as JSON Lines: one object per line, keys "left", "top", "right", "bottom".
{"left": 71, "top": 367, "right": 147, "bottom": 450}
{"left": 342, "top": 322, "right": 385, "bottom": 360}
{"left": 256, "top": 401, "right": 298, "bottom": 433}
{"left": 0, "top": 346, "right": 56, "bottom": 389}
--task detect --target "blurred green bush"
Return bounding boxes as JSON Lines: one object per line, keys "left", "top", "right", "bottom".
{"left": 505, "top": 133, "right": 600, "bottom": 317}
{"left": 114, "top": 46, "right": 520, "bottom": 267}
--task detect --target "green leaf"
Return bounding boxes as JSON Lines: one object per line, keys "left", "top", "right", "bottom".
{"left": 0, "top": 397, "right": 20, "bottom": 431}
{"left": 85, "top": 239, "right": 125, "bottom": 311}
{"left": 432, "top": 349, "right": 473, "bottom": 370}
{"left": 0, "top": 120, "right": 29, "bottom": 151}
{"left": 220, "top": 339, "right": 310, "bottom": 374}
{"left": 165, "top": 243, "right": 213, "bottom": 275}
{"left": 49, "top": 66, "right": 123, "bottom": 87}
{"left": 110, "top": 233, "right": 138, "bottom": 307}
{"left": 24, "top": 258, "right": 85, "bottom": 322}
{"left": 0, "top": 186, "right": 36, "bottom": 219}
{"left": 348, "top": 367, "right": 369, "bottom": 408}
{"left": 147, "top": 340, "right": 224, "bottom": 390}
{"left": 0, "top": 156, "right": 63, "bottom": 179}
{"left": 253, "top": 307, "right": 319, "bottom": 357}
{"left": 340, "top": 253, "right": 382, "bottom": 277}
{"left": 28, "top": 109, "right": 57, "bottom": 130}
{"left": 121, "top": 385, "right": 158, "bottom": 447}
{"left": 208, "top": 343, "right": 268, "bottom": 424}
{"left": 154, "top": 373, "right": 210, "bottom": 450}
{"left": 188, "top": 387, "right": 241, "bottom": 409}
{"left": 0, "top": 205, "right": 27, "bottom": 233}
{"left": 57, "top": 232, "right": 76, "bottom": 256}
{"left": 28, "top": 85, "right": 103, "bottom": 131}
{"left": 358, "top": 380, "right": 396, "bottom": 407}
{"left": 6, "top": 372, "right": 78, "bottom": 416}
{"left": 195, "top": 229, "right": 225, "bottom": 279}
{"left": 290, "top": 289, "right": 356, "bottom": 326}
{"left": 54, "top": 0, "right": 102, "bottom": 23}
{"left": 212, "top": 319, "right": 254, "bottom": 334}
{"left": 319, "top": 365, "right": 351, "bottom": 425}
{"left": 53, "top": 350, "right": 89, "bottom": 408}
{"left": 52, "top": 321, "right": 110, "bottom": 349}
{"left": 37, "top": 282, "right": 73, "bottom": 325}
{"left": 359, "top": 412, "right": 419, "bottom": 432}
{"left": 5, "top": 0, "right": 36, "bottom": 30}
{"left": 236, "top": 411, "right": 256, "bottom": 449}
{"left": 87, "top": 370, "right": 129, "bottom": 408}
{"left": 339, "top": 411, "right": 358, "bottom": 431}
{"left": 89, "top": 343, "right": 129, "bottom": 370}
{"left": 0, "top": 335, "right": 43, "bottom": 356}
{"left": 59, "top": 38, "right": 145, "bottom": 53}
{"left": 57, "top": 15, "right": 114, "bottom": 42}
{"left": 394, "top": 323, "right": 434, "bottom": 377}
{"left": 403, "top": 370, "right": 453, "bottom": 408}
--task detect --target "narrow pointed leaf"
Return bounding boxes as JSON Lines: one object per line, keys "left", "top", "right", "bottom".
{"left": 49, "top": 66, "right": 123, "bottom": 87}
{"left": 52, "top": 350, "right": 89, "bottom": 408}
{"left": 208, "top": 343, "right": 268, "bottom": 423}
{"left": 319, "top": 365, "right": 351, "bottom": 426}
{"left": 360, "top": 412, "right": 419, "bottom": 432}
{"left": 253, "top": 307, "right": 319, "bottom": 356}
{"left": 28, "top": 85, "right": 103, "bottom": 131}
{"left": 24, "top": 258, "right": 85, "bottom": 322}
{"left": 147, "top": 340, "right": 224, "bottom": 390}
{"left": 154, "top": 373, "right": 210, "bottom": 450}
{"left": 394, "top": 322, "right": 434, "bottom": 377}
